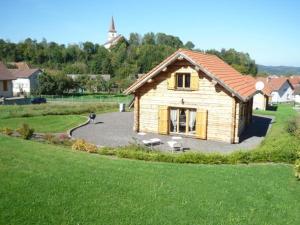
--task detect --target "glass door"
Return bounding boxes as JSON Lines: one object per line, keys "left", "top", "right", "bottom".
{"left": 169, "top": 108, "right": 196, "bottom": 135}
{"left": 178, "top": 109, "right": 187, "bottom": 133}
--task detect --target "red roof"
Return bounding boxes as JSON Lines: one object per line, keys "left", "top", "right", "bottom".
{"left": 288, "top": 76, "right": 300, "bottom": 88}
{"left": 125, "top": 49, "right": 257, "bottom": 101}
{"left": 255, "top": 77, "right": 272, "bottom": 96}
{"left": 0, "top": 62, "right": 15, "bottom": 80}
{"left": 268, "top": 77, "right": 291, "bottom": 91}
{"left": 9, "top": 68, "right": 41, "bottom": 78}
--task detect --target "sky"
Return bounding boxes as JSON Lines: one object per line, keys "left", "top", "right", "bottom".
{"left": 0, "top": 0, "right": 300, "bottom": 66}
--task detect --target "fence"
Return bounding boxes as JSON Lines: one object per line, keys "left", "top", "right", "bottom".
{"left": 38, "top": 94, "right": 133, "bottom": 104}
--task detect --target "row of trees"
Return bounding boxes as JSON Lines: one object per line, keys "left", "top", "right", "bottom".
{"left": 0, "top": 32, "right": 258, "bottom": 93}
{"left": 34, "top": 73, "right": 116, "bottom": 95}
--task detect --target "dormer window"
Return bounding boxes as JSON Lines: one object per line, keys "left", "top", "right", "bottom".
{"left": 177, "top": 73, "right": 191, "bottom": 89}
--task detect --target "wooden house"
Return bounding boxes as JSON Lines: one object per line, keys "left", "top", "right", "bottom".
{"left": 124, "top": 49, "right": 257, "bottom": 143}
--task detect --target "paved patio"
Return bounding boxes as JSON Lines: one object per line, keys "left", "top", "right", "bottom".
{"left": 71, "top": 112, "right": 273, "bottom": 153}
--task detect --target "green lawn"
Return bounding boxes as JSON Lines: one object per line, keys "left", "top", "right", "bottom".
{"left": 254, "top": 104, "right": 300, "bottom": 158}
{"left": 1, "top": 135, "right": 300, "bottom": 225}
{"left": 0, "top": 115, "right": 87, "bottom": 133}
{"left": 0, "top": 102, "right": 117, "bottom": 119}
{"left": 0, "top": 102, "right": 118, "bottom": 133}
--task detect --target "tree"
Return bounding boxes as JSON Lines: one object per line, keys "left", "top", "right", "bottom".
{"left": 155, "top": 33, "right": 183, "bottom": 48}
{"left": 184, "top": 41, "right": 195, "bottom": 50}
{"left": 142, "top": 32, "right": 155, "bottom": 45}
{"left": 35, "top": 72, "right": 56, "bottom": 95}
{"left": 128, "top": 33, "right": 141, "bottom": 46}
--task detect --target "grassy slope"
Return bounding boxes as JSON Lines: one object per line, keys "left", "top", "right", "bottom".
{"left": 255, "top": 104, "right": 300, "bottom": 154}
{"left": 0, "top": 115, "right": 86, "bottom": 133}
{"left": 1, "top": 135, "right": 300, "bottom": 225}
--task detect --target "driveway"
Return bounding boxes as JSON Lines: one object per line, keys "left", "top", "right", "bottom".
{"left": 71, "top": 112, "right": 273, "bottom": 153}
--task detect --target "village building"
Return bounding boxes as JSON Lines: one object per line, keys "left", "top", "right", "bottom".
{"left": 252, "top": 77, "right": 272, "bottom": 110}
{"left": 124, "top": 49, "right": 257, "bottom": 143}
{"left": 67, "top": 74, "right": 111, "bottom": 81}
{"left": 288, "top": 76, "right": 300, "bottom": 101}
{"left": 267, "top": 77, "right": 294, "bottom": 103}
{"left": 8, "top": 62, "right": 42, "bottom": 96}
{"left": 288, "top": 76, "right": 300, "bottom": 89}
{"left": 103, "top": 17, "right": 124, "bottom": 49}
{"left": 0, "top": 62, "right": 14, "bottom": 98}
{"left": 294, "top": 86, "right": 300, "bottom": 104}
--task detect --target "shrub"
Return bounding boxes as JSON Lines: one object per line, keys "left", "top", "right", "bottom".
{"left": 85, "top": 142, "right": 98, "bottom": 153}
{"left": 98, "top": 147, "right": 117, "bottom": 156}
{"left": 295, "top": 152, "right": 300, "bottom": 179}
{"left": 72, "top": 139, "right": 97, "bottom": 153}
{"left": 295, "top": 160, "right": 300, "bottom": 179}
{"left": 1, "top": 127, "right": 14, "bottom": 136}
{"left": 286, "top": 116, "right": 300, "bottom": 138}
{"left": 17, "top": 124, "right": 34, "bottom": 140}
{"left": 42, "top": 133, "right": 73, "bottom": 146}
{"left": 44, "top": 133, "right": 55, "bottom": 142}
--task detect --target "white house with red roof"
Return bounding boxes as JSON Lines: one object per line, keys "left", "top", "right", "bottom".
{"left": 124, "top": 49, "right": 257, "bottom": 143}
{"left": 267, "top": 77, "right": 294, "bottom": 103}
{"left": 8, "top": 62, "right": 42, "bottom": 96}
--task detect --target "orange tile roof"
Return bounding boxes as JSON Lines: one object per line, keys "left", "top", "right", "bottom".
{"left": 255, "top": 77, "right": 272, "bottom": 96}
{"left": 268, "top": 77, "right": 291, "bottom": 91}
{"left": 180, "top": 49, "right": 257, "bottom": 100}
{"left": 0, "top": 62, "right": 15, "bottom": 80}
{"left": 125, "top": 49, "right": 257, "bottom": 101}
{"left": 288, "top": 76, "right": 300, "bottom": 88}
{"left": 9, "top": 68, "right": 41, "bottom": 78}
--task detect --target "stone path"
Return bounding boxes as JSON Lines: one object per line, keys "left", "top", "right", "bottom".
{"left": 71, "top": 112, "right": 273, "bottom": 153}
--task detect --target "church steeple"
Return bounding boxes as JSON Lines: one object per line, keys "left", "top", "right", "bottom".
{"left": 109, "top": 16, "right": 116, "bottom": 33}
{"left": 104, "top": 16, "right": 121, "bottom": 49}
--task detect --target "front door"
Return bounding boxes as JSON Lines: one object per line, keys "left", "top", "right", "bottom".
{"left": 170, "top": 108, "right": 196, "bottom": 135}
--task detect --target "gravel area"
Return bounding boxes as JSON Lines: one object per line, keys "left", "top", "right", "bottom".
{"left": 71, "top": 112, "right": 273, "bottom": 153}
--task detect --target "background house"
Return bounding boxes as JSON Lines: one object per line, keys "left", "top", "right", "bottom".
{"left": 0, "top": 62, "right": 14, "bottom": 98}
{"left": 288, "top": 76, "right": 300, "bottom": 101}
{"left": 125, "top": 49, "right": 257, "bottom": 143}
{"left": 67, "top": 74, "right": 111, "bottom": 81}
{"left": 8, "top": 62, "right": 42, "bottom": 96}
{"left": 255, "top": 77, "right": 293, "bottom": 103}
{"left": 252, "top": 77, "right": 272, "bottom": 110}
{"left": 294, "top": 86, "right": 300, "bottom": 103}
{"left": 268, "top": 77, "right": 293, "bottom": 103}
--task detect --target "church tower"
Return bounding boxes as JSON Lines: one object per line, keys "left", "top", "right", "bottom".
{"left": 107, "top": 16, "right": 117, "bottom": 42}
{"left": 104, "top": 16, "right": 123, "bottom": 49}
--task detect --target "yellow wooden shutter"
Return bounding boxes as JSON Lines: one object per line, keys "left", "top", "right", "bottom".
{"left": 190, "top": 72, "right": 199, "bottom": 91}
{"left": 167, "top": 73, "right": 176, "bottom": 90}
{"left": 196, "top": 110, "right": 207, "bottom": 139}
{"left": 158, "top": 106, "right": 169, "bottom": 134}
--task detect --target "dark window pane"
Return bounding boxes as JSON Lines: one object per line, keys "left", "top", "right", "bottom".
{"left": 185, "top": 74, "right": 191, "bottom": 88}
{"left": 177, "top": 74, "right": 183, "bottom": 87}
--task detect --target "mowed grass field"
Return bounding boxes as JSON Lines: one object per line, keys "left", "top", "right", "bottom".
{"left": 0, "top": 115, "right": 87, "bottom": 133}
{"left": 1, "top": 135, "right": 300, "bottom": 225}
{"left": 0, "top": 102, "right": 117, "bottom": 133}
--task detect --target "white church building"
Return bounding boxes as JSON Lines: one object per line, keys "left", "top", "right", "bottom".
{"left": 103, "top": 17, "right": 124, "bottom": 49}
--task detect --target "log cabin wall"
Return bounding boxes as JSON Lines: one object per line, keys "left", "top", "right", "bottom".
{"left": 136, "top": 60, "right": 243, "bottom": 143}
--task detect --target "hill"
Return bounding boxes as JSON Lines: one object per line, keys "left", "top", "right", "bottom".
{"left": 258, "top": 64, "right": 300, "bottom": 75}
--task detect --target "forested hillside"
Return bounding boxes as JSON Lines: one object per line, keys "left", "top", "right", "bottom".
{"left": 0, "top": 32, "right": 258, "bottom": 90}
{"left": 257, "top": 64, "right": 300, "bottom": 75}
